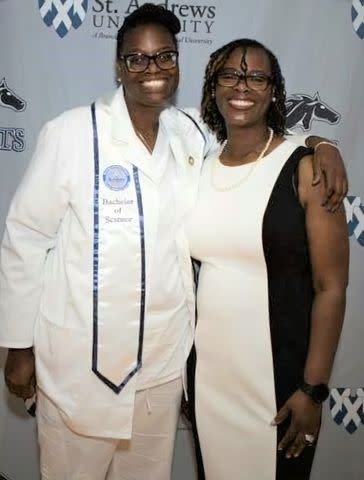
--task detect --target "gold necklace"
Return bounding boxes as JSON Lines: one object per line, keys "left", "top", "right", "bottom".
{"left": 211, "top": 127, "right": 274, "bottom": 192}
{"left": 133, "top": 127, "right": 155, "bottom": 154}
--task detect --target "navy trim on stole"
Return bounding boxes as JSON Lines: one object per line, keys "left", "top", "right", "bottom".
{"left": 133, "top": 165, "right": 146, "bottom": 368}
{"left": 90, "top": 103, "right": 146, "bottom": 394}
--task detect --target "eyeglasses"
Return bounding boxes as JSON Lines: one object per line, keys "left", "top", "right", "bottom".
{"left": 216, "top": 69, "right": 272, "bottom": 91}
{"left": 120, "top": 51, "right": 179, "bottom": 73}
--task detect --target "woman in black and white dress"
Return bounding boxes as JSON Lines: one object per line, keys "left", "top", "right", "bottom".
{"left": 187, "top": 38, "right": 349, "bottom": 480}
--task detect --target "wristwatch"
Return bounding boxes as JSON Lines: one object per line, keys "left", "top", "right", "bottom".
{"left": 299, "top": 381, "right": 329, "bottom": 404}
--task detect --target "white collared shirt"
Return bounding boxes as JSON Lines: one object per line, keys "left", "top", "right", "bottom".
{"left": 134, "top": 123, "right": 190, "bottom": 389}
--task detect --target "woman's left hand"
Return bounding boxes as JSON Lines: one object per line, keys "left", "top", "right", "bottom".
{"left": 272, "top": 390, "right": 322, "bottom": 458}
{"left": 311, "top": 143, "right": 348, "bottom": 212}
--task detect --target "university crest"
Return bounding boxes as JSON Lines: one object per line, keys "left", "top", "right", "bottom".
{"left": 330, "top": 388, "right": 364, "bottom": 434}
{"left": 38, "top": 0, "right": 88, "bottom": 38}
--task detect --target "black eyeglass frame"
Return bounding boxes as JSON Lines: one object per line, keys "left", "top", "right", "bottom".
{"left": 216, "top": 69, "right": 273, "bottom": 91}
{"left": 120, "top": 50, "right": 179, "bottom": 73}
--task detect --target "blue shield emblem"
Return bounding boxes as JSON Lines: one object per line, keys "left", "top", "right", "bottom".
{"left": 352, "top": 0, "right": 364, "bottom": 39}
{"left": 38, "top": 0, "right": 88, "bottom": 38}
{"left": 344, "top": 196, "right": 364, "bottom": 247}
{"left": 330, "top": 388, "right": 364, "bottom": 434}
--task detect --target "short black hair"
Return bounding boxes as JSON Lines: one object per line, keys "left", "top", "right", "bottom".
{"left": 201, "top": 38, "right": 287, "bottom": 142}
{"left": 116, "top": 3, "right": 181, "bottom": 58}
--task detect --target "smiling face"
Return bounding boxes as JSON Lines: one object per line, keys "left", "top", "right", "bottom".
{"left": 117, "top": 23, "right": 179, "bottom": 111}
{"left": 215, "top": 47, "right": 274, "bottom": 130}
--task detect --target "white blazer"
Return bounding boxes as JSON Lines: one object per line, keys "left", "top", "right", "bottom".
{"left": 0, "top": 87, "right": 217, "bottom": 438}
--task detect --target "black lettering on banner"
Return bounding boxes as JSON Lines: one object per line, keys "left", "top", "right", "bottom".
{"left": 12, "top": 129, "right": 25, "bottom": 152}
{"left": 0, "top": 127, "right": 25, "bottom": 152}
{"left": 108, "top": 15, "right": 119, "bottom": 28}
{"left": 190, "top": 19, "right": 201, "bottom": 33}
{"left": 207, "top": 6, "right": 216, "bottom": 18}
{"left": 104, "top": 0, "right": 115, "bottom": 13}
{"left": 125, "top": 0, "right": 140, "bottom": 14}
{"left": 92, "top": 0, "right": 104, "bottom": 13}
{"left": 205, "top": 20, "right": 213, "bottom": 33}
{"left": 93, "top": 15, "right": 122, "bottom": 29}
{"left": 93, "top": 14, "right": 104, "bottom": 27}
{"left": 93, "top": 0, "right": 217, "bottom": 37}
{"left": 93, "top": 0, "right": 117, "bottom": 13}
{"left": 178, "top": 4, "right": 189, "bottom": 17}
{"left": 190, "top": 5, "right": 208, "bottom": 17}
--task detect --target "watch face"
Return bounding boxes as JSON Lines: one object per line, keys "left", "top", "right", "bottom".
{"left": 301, "top": 382, "right": 330, "bottom": 403}
{"left": 313, "top": 384, "right": 329, "bottom": 402}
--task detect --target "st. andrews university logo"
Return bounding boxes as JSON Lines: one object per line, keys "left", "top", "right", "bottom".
{"left": 38, "top": 0, "right": 88, "bottom": 38}
{"left": 286, "top": 92, "right": 341, "bottom": 132}
{"left": 344, "top": 196, "right": 364, "bottom": 247}
{"left": 330, "top": 388, "right": 364, "bottom": 434}
{"left": 0, "top": 78, "right": 26, "bottom": 112}
{"left": 352, "top": 0, "right": 364, "bottom": 39}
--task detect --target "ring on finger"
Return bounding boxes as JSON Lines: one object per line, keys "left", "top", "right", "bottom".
{"left": 304, "top": 434, "right": 316, "bottom": 444}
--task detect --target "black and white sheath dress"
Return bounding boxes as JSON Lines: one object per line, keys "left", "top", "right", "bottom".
{"left": 186, "top": 141, "right": 315, "bottom": 480}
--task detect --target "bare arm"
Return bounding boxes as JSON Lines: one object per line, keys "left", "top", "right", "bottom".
{"left": 305, "top": 136, "right": 348, "bottom": 212}
{"left": 273, "top": 154, "right": 349, "bottom": 458}
{"left": 299, "top": 154, "right": 349, "bottom": 383}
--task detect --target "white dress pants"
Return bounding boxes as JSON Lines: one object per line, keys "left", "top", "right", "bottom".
{"left": 37, "top": 377, "right": 183, "bottom": 480}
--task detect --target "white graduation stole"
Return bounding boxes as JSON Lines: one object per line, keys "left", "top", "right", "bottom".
{"left": 90, "top": 103, "right": 145, "bottom": 393}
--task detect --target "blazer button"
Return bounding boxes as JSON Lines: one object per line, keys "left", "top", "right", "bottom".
{"left": 188, "top": 156, "right": 195, "bottom": 166}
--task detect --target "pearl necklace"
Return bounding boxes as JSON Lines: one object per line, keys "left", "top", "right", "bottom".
{"left": 211, "top": 127, "right": 274, "bottom": 192}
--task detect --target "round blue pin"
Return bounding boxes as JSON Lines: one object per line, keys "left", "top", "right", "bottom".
{"left": 103, "top": 165, "right": 130, "bottom": 191}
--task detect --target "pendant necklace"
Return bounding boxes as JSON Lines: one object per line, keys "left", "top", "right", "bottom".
{"left": 135, "top": 129, "right": 154, "bottom": 154}
{"left": 133, "top": 125, "right": 155, "bottom": 154}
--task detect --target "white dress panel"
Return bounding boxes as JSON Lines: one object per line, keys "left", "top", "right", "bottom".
{"left": 187, "top": 141, "right": 298, "bottom": 479}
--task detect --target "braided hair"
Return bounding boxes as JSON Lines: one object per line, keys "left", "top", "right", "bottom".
{"left": 201, "top": 38, "right": 287, "bottom": 142}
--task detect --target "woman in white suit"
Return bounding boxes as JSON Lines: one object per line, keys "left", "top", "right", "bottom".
{"left": 0, "top": 5, "right": 212, "bottom": 479}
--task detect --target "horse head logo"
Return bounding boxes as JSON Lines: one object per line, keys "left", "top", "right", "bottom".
{"left": 0, "top": 78, "right": 27, "bottom": 112}
{"left": 285, "top": 92, "right": 340, "bottom": 131}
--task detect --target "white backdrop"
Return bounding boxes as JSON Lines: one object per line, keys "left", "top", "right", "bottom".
{"left": 0, "top": 1, "right": 363, "bottom": 479}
